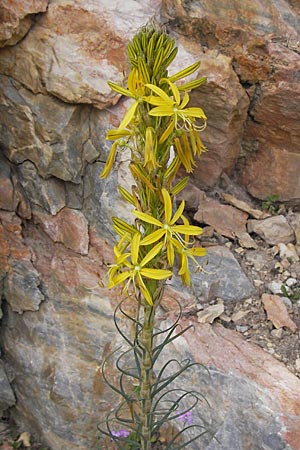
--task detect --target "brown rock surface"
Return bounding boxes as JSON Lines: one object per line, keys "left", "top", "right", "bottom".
{"left": 34, "top": 207, "right": 89, "bottom": 255}
{"left": 0, "top": 0, "right": 160, "bottom": 108}
{"left": 190, "top": 52, "right": 249, "bottom": 188}
{"left": 262, "top": 293, "right": 297, "bottom": 332}
{"left": 162, "top": 0, "right": 300, "bottom": 201}
{"left": 0, "top": 0, "right": 48, "bottom": 47}
{"left": 194, "top": 196, "right": 248, "bottom": 239}
{"left": 240, "top": 44, "right": 300, "bottom": 201}
{"left": 0, "top": 1, "right": 300, "bottom": 449}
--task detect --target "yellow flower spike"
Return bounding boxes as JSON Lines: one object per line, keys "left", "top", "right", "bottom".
{"left": 100, "top": 141, "right": 118, "bottom": 178}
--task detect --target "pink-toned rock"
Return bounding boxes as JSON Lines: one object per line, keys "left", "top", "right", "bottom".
{"left": 0, "top": 0, "right": 48, "bottom": 47}
{"left": 34, "top": 208, "right": 89, "bottom": 255}
{"left": 262, "top": 293, "right": 297, "bottom": 332}
{"left": 194, "top": 195, "right": 248, "bottom": 238}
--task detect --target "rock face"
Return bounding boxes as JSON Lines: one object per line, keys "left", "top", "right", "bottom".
{"left": 0, "top": 1, "right": 300, "bottom": 449}
{"left": 167, "top": 317, "right": 300, "bottom": 450}
{"left": 0, "top": 0, "right": 48, "bottom": 47}
{"left": 161, "top": 0, "right": 300, "bottom": 202}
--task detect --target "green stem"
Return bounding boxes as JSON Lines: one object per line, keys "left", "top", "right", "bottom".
{"left": 140, "top": 283, "right": 163, "bottom": 450}
{"left": 140, "top": 302, "right": 155, "bottom": 450}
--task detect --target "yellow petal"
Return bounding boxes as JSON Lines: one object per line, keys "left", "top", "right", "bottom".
{"left": 137, "top": 275, "right": 153, "bottom": 306}
{"left": 158, "top": 119, "right": 175, "bottom": 144}
{"left": 140, "top": 229, "right": 165, "bottom": 246}
{"left": 131, "top": 232, "right": 141, "bottom": 265}
{"left": 132, "top": 210, "right": 162, "bottom": 227}
{"left": 181, "top": 107, "right": 207, "bottom": 119}
{"left": 140, "top": 268, "right": 173, "bottom": 280}
{"left": 173, "top": 225, "right": 203, "bottom": 235}
{"left": 170, "top": 200, "right": 185, "bottom": 225}
{"left": 108, "top": 81, "right": 135, "bottom": 99}
{"left": 108, "top": 271, "right": 130, "bottom": 288}
{"left": 144, "top": 127, "right": 158, "bottom": 171}
{"left": 180, "top": 91, "right": 190, "bottom": 109}
{"left": 161, "top": 188, "right": 173, "bottom": 224}
{"left": 148, "top": 106, "right": 174, "bottom": 117}
{"left": 140, "top": 241, "right": 163, "bottom": 267}
{"left": 100, "top": 141, "right": 118, "bottom": 178}
{"left": 191, "top": 247, "right": 206, "bottom": 257}
{"left": 118, "top": 100, "right": 139, "bottom": 130}
{"left": 180, "top": 265, "right": 191, "bottom": 286}
{"left": 178, "top": 253, "right": 188, "bottom": 276}
{"left": 106, "top": 129, "right": 131, "bottom": 140}
{"left": 159, "top": 78, "right": 180, "bottom": 104}
{"left": 167, "top": 241, "right": 175, "bottom": 266}
{"left": 145, "top": 83, "right": 173, "bottom": 105}
{"left": 144, "top": 95, "right": 168, "bottom": 106}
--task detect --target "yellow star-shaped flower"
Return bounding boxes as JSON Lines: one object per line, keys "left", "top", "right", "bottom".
{"left": 108, "top": 233, "right": 172, "bottom": 305}
{"left": 132, "top": 188, "right": 203, "bottom": 266}
{"left": 144, "top": 79, "right": 206, "bottom": 141}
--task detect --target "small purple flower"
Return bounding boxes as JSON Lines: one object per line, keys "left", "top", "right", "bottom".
{"left": 111, "top": 429, "right": 130, "bottom": 439}
{"left": 178, "top": 410, "right": 193, "bottom": 425}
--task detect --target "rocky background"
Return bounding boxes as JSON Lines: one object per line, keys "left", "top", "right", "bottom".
{"left": 0, "top": 0, "right": 300, "bottom": 449}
